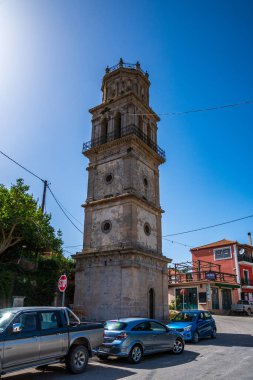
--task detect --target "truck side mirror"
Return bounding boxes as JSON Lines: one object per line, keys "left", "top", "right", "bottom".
{"left": 12, "top": 323, "right": 22, "bottom": 333}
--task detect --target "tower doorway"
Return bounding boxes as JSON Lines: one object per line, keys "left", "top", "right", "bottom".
{"left": 149, "top": 288, "right": 155, "bottom": 318}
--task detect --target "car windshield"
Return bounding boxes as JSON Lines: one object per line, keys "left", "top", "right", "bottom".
{"left": 172, "top": 312, "right": 197, "bottom": 322}
{"left": 0, "top": 310, "right": 15, "bottom": 332}
{"left": 104, "top": 321, "right": 127, "bottom": 331}
{"left": 238, "top": 301, "right": 249, "bottom": 305}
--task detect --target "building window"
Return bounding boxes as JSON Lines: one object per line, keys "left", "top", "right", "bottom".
{"left": 143, "top": 177, "right": 148, "bottom": 187}
{"left": 101, "top": 220, "right": 112, "bottom": 234}
{"left": 144, "top": 223, "right": 151, "bottom": 236}
{"left": 214, "top": 247, "right": 232, "bottom": 260}
{"left": 243, "top": 270, "right": 249, "bottom": 285}
{"left": 198, "top": 292, "right": 207, "bottom": 303}
{"left": 105, "top": 173, "right": 113, "bottom": 184}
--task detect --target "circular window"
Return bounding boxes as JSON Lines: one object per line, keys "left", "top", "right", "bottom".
{"left": 144, "top": 223, "right": 151, "bottom": 236}
{"left": 101, "top": 220, "right": 112, "bottom": 234}
{"left": 143, "top": 177, "right": 148, "bottom": 187}
{"left": 105, "top": 173, "right": 113, "bottom": 184}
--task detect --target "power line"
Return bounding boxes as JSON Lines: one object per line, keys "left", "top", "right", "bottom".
{"left": 130, "top": 99, "right": 253, "bottom": 116}
{"left": 162, "top": 237, "right": 193, "bottom": 248}
{"left": 52, "top": 196, "right": 83, "bottom": 226}
{"left": 0, "top": 150, "right": 45, "bottom": 182}
{"left": 163, "top": 214, "right": 253, "bottom": 237}
{"left": 47, "top": 185, "right": 83, "bottom": 235}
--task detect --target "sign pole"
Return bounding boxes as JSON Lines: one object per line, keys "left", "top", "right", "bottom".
{"left": 62, "top": 290, "right": 65, "bottom": 307}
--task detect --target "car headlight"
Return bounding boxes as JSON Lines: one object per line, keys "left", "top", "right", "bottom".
{"left": 183, "top": 325, "right": 192, "bottom": 332}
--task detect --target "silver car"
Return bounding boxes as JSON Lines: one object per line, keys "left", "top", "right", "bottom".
{"left": 95, "top": 318, "right": 184, "bottom": 364}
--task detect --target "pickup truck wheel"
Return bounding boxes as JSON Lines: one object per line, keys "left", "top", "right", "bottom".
{"left": 66, "top": 345, "right": 89, "bottom": 374}
{"left": 246, "top": 309, "right": 251, "bottom": 316}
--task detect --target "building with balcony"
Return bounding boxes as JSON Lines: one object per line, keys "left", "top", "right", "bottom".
{"left": 168, "top": 259, "right": 240, "bottom": 313}
{"left": 191, "top": 235, "right": 253, "bottom": 303}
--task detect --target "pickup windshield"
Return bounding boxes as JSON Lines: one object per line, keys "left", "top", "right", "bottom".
{"left": 238, "top": 301, "right": 249, "bottom": 305}
{"left": 0, "top": 310, "right": 15, "bottom": 332}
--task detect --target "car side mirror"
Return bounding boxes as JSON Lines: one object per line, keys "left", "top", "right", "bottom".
{"left": 12, "top": 323, "right": 22, "bottom": 333}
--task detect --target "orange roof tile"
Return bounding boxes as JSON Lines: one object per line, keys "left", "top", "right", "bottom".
{"left": 191, "top": 239, "right": 236, "bottom": 251}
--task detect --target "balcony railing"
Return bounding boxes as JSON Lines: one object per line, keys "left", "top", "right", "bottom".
{"left": 238, "top": 254, "right": 253, "bottom": 263}
{"left": 82, "top": 124, "right": 166, "bottom": 161}
{"left": 168, "top": 270, "right": 238, "bottom": 284}
{"left": 105, "top": 61, "right": 148, "bottom": 77}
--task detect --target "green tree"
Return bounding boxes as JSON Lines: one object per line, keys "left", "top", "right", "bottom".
{"left": 0, "top": 179, "right": 62, "bottom": 261}
{"left": 0, "top": 179, "right": 76, "bottom": 307}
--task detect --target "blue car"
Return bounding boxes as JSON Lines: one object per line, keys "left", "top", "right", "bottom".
{"left": 167, "top": 310, "right": 217, "bottom": 343}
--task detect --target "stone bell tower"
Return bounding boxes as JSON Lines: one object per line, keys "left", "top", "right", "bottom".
{"left": 74, "top": 59, "right": 171, "bottom": 321}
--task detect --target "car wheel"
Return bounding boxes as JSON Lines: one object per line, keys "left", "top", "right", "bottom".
{"left": 97, "top": 354, "right": 109, "bottom": 361}
{"left": 192, "top": 331, "right": 199, "bottom": 343}
{"left": 246, "top": 309, "right": 251, "bottom": 316}
{"left": 172, "top": 338, "right": 184, "bottom": 354}
{"left": 127, "top": 344, "right": 143, "bottom": 364}
{"left": 66, "top": 345, "right": 89, "bottom": 374}
{"left": 211, "top": 327, "right": 217, "bottom": 339}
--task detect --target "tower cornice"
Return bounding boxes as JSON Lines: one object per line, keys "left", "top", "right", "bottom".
{"left": 82, "top": 192, "right": 164, "bottom": 214}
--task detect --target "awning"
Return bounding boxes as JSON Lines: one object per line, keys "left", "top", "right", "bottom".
{"left": 214, "top": 283, "right": 240, "bottom": 289}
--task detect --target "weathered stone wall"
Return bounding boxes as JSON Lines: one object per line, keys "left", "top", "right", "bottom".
{"left": 136, "top": 207, "right": 157, "bottom": 251}
{"left": 74, "top": 251, "right": 169, "bottom": 321}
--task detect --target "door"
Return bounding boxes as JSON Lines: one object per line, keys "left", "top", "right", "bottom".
{"left": 39, "top": 310, "right": 68, "bottom": 360}
{"left": 222, "top": 289, "right": 232, "bottom": 310}
{"left": 3, "top": 312, "right": 40, "bottom": 369}
{"left": 149, "top": 288, "right": 155, "bottom": 319}
{"left": 149, "top": 321, "right": 174, "bottom": 351}
{"left": 131, "top": 321, "right": 155, "bottom": 353}
{"left": 196, "top": 312, "right": 209, "bottom": 337}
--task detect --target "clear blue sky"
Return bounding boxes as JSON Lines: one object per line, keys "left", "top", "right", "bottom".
{"left": 1, "top": 0, "right": 253, "bottom": 262}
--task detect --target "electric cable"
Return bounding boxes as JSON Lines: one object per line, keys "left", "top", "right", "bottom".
{"left": 163, "top": 214, "right": 253, "bottom": 237}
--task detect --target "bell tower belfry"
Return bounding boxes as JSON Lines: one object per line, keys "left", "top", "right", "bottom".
{"left": 74, "top": 59, "right": 171, "bottom": 321}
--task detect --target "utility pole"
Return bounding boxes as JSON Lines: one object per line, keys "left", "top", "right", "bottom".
{"left": 41, "top": 180, "right": 48, "bottom": 214}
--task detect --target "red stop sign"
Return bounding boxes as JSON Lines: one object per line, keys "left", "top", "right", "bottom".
{"left": 58, "top": 274, "right": 67, "bottom": 292}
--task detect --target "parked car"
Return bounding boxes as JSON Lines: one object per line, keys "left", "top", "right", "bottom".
{"left": 0, "top": 307, "right": 104, "bottom": 377}
{"left": 167, "top": 310, "right": 217, "bottom": 343}
{"left": 95, "top": 318, "right": 184, "bottom": 364}
{"left": 231, "top": 300, "right": 253, "bottom": 316}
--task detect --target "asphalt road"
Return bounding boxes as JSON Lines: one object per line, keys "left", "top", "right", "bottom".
{"left": 4, "top": 315, "right": 253, "bottom": 380}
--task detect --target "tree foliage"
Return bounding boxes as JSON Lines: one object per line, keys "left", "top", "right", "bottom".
{"left": 0, "top": 179, "right": 75, "bottom": 307}
{"left": 0, "top": 179, "right": 62, "bottom": 260}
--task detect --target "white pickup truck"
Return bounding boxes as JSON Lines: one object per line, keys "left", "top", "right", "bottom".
{"left": 231, "top": 300, "right": 253, "bottom": 316}
{"left": 0, "top": 306, "right": 104, "bottom": 378}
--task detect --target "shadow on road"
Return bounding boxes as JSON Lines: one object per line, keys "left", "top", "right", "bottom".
{"left": 187, "top": 333, "right": 253, "bottom": 348}
{"left": 3, "top": 363, "right": 136, "bottom": 380}
{"left": 95, "top": 349, "right": 199, "bottom": 370}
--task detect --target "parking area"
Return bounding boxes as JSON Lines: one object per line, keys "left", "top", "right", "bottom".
{"left": 4, "top": 315, "right": 253, "bottom": 380}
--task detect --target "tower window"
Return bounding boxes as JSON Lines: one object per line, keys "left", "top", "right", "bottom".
{"left": 144, "top": 223, "right": 151, "bottom": 236}
{"left": 143, "top": 177, "right": 148, "bottom": 187}
{"left": 105, "top": 173, "right": 113, "bottom": 184}
{"left": 101, "top": 220, "right": 112, "bottom": 234}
